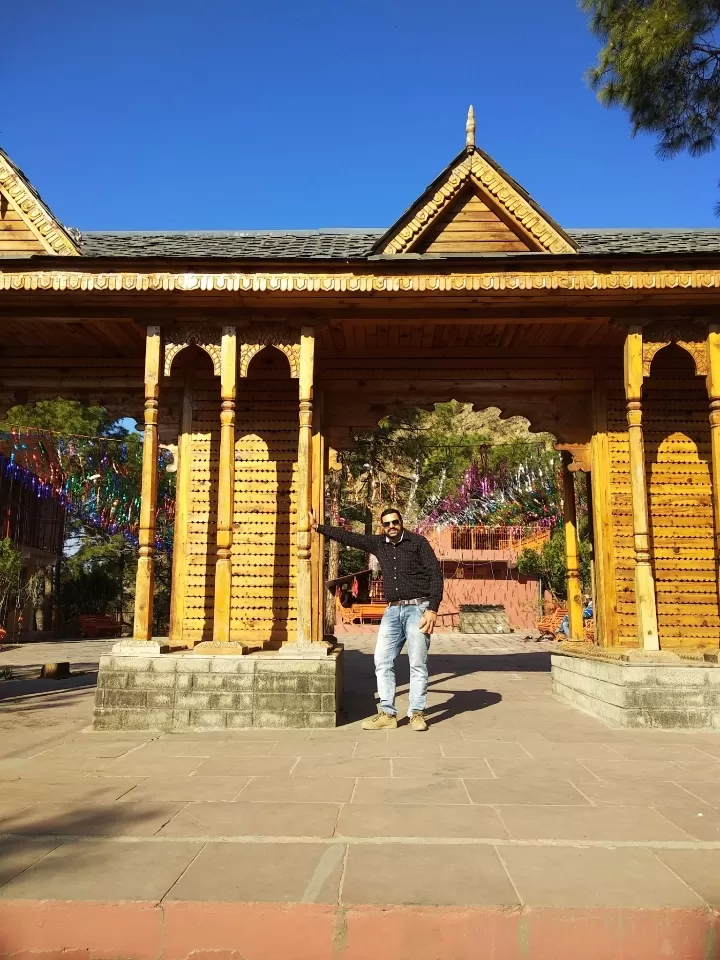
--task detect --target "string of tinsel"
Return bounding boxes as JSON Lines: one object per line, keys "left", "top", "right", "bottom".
{"left": 418, "top": 453, "right": 566, "bottom": 532}
{"left": 0, "top": 429, "right": 175, "bottom": 551}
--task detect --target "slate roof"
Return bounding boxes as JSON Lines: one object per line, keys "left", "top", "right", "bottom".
{"left": 76, "top": 227, "right": 720, "bottom": 259}
{"left": 79, "top": 230, "right": 384, "bottom": 259}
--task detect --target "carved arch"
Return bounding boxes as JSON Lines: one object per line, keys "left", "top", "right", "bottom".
{"left": 163, "top": 325, "right": 222, "bottom": 377}
{"left": 239, "top": 324, "right": 300, "bottom": 378}
{"left": 641, "top": 324, "right": 708, "bottom": 378}
{"left": 325, "top": 396, "right": 592, "bottom": 452}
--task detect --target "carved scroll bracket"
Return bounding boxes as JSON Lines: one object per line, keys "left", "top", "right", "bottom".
{"left": 238, "top": 324, "right": 300, "bottom": 378}
{"left": 163, "top": 325, "right": 222, "bottom": 376}
{"left": 555, "top": 442, "right": 591, "bottom": 473}
{"left": 641, "top": 323, "right": 708, "bottom": 378}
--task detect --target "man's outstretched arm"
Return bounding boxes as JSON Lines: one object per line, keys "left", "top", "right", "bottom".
{"left": 309, "top": 509, "right": 375, "bottom": 553}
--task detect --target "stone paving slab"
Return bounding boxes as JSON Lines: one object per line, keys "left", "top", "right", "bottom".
{"left": 498, "top": 846, "right": 705, "bottom": 908}
{"left": 166, "top": 842, "right": 345, "bottom": 903}
{"left": 157, "top": 801, "right": 341, "bottom": 838}
{"left": 1, "top": 631, "right": 720, "bottom": 924}
{"left": 342, "top": 844, "right": 520, "bottom": 906}
{"left": 0, "top": 839, "right": 202, "bottom": 900}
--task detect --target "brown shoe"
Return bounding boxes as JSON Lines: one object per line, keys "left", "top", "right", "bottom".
{"left": 409, "top": 711, "right": 428, "bottom": 732}
{"left": 361, "top": 710, "right": 398, "bottom": 731}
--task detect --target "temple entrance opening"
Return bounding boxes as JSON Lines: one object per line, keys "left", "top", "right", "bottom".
{"left": 324, "top": 400, "right": 590, "bottom": 643}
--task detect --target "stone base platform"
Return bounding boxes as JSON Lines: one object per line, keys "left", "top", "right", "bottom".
{"left": 552, "top": 649, "right": 720, "bottom": 728}
{"left": 93, "top": 644, "right": 343, "bottom": 731}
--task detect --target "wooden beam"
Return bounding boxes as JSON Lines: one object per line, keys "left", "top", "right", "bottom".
{"left": 133, "top": 326, "right": 161, "bottom": 641}
{"left": 624, "top": 326, "right": 660, "bottom": 650}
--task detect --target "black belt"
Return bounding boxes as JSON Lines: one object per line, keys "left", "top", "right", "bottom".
{"left": 387, "top": 598, "right": 429, "bottom": 607}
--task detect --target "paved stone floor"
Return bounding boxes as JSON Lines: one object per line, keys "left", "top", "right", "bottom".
{"left": 1, "top": 632, "right": 720, "bottom": 958}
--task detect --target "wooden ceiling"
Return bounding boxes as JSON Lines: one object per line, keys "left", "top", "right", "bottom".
{"left": 315, "top": 319, "right": 623, "bottom": 355}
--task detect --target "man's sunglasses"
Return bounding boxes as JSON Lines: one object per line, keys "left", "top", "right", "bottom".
{"left": 382, "top": 519, "right": 401, "bottom": 527}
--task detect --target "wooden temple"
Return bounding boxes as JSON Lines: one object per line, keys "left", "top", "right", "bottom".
{"left": 2, "top": 110, "right": 720, "bottom": 725}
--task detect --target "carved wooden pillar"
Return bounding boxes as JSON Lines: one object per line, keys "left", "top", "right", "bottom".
{"left": 325, "top": 448, "right": 342, "bottom": 635}
{"left": 561, "top": 452, "right": 584, "bottom": 640}
{"left": 213, "top": 327, "right": 237, "bottom": 643}
{"left": 706, "top": 326, "right": 720, "bottom": 610}
{"left": 311, "top": 390, "right": 325, "bottom": 643}
{"left": 590, "top": 380, "right": 617, "bottom": 646}
{"left": 169, "top": 367, "right": 194, "bottom": 645}
{"left": 624, "top": 326, "right": 660, "bottom": 650}
{"left": 133, "top": 326, "right": 161, "bottom": 641}
{"left": 296, "top": 327, "right": 315, "bottom": 644}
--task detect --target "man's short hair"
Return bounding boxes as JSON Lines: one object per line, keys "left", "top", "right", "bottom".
{"left": 380, "top": 507, "right": 403, "bottom": 523}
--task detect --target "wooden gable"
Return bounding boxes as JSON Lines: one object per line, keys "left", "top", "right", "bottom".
{"left": 374, "top": 116, "right": 577, "bottom": 256}
{"left": 0, "top": 150, "right": 79, "bottom": 258}
{"left": 414, "top": 187, "right": 533, "bottom": 254}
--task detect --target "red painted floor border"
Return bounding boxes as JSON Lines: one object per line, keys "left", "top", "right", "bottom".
{"left": 0, "top": 900, "right": 718, "bottom": 960}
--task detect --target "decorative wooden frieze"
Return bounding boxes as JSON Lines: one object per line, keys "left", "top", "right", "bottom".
{"left": 641, "top": 323, "right": 709, "bottom": 377}
{"left": 163, "top": 325, "right": 222, "bottom": 376}
{"left": 238, "top": 324, "right": 300, "bottom": 378}
{"left": 0, "top": 154, "right": 80, "bottom": 257}
{"left": 7, "top": 267, "right": 720, "bottom": 295}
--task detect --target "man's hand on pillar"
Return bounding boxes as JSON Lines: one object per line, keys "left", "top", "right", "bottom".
{"left": 308, "top": 509, "right": 318, "bottom": 532}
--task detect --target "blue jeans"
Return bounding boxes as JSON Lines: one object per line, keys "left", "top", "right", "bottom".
{"left": 375, "top": 602, "right": 431, "bottom": 717}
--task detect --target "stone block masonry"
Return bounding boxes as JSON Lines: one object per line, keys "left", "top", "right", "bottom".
{"left": 552, "top": 651, "right": 720, "bottom": 728}
{"left": 93, "top": 647, "right": 343, "bottom": 730}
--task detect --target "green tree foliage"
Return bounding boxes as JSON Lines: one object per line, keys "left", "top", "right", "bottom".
{"left": 59, "top": 531, "right": 172, "bottom": 635}
{"left": 340, "top": 402, "right": 508, "bottom": 522}
{"left": 582, "top": 0, "right": 720, "bottom": 159}
{"left": 0, "top": 399, "right": 116, "bottom": 436}
{"left": 0, "top": 538, "right": 24, "bottom": 616}
{"left": 340, "top": 402, "right": 557, "bottom": 525}
{"left": 517, "top": 529, "right": 592, "bottom": 599}
{"left": 59, "top": 538, "right": 127, "bottom": 620}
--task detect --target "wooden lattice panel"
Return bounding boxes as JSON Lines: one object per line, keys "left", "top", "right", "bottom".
{"left": 182, "top": 380, "right": 219, "bottom": 643}
{"left": 231, "top": 379, "right": 299, "bottom": 643}
{"left": 605, "top": 382, "right": 636, "bottom": 645}
{"left": 607, "top": 349, "right": 720, "bottom": 648}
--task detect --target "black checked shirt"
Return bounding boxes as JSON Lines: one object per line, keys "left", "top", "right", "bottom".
{"left": 317, "top": 525, "right": 444, "bottom": 612}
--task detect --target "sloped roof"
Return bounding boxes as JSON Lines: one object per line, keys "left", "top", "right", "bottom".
{"left": 77, "top": 228, "right": 720, "bottom": 258}
{"left": 79, "top": 230, "right": 382, "bottom": 259}
{"left": 0, "top": 149, "right": 80, "bottom": 257}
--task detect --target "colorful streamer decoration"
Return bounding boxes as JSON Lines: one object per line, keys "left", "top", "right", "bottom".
{"left": 0, "top": 429, "right": 175, "bottom": 552}
{"left": 418, "top": 448, "right": 566, "bottom": 533}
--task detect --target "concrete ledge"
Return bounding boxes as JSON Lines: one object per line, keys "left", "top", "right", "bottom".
{"left": 93, "top": 645, "right": 343, "bottom": 731}
{"left": 552, "top": 651, "right": 720, "bottom": 728}
{"left": 0, "top": 900, "right": 717, "bottom": 960}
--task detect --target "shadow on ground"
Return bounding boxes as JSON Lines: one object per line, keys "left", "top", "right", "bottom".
{"left": 0, "top": 673, "right": 98, "bottom": 700}
{"left": 339, "top": 649, "right": 550, "bottom": 725}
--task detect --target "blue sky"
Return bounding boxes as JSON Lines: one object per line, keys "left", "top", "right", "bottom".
{"left": 5, "top": 0, "right": 720, "bottom": 231}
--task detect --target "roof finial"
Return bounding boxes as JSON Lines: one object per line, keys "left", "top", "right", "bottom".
{"left": 465, "top": 105, "right": 475, "bottom": 148}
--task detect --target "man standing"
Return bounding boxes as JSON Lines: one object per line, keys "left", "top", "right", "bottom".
{"left": 309, "top": 507, "right": 444, "bottom": 731}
